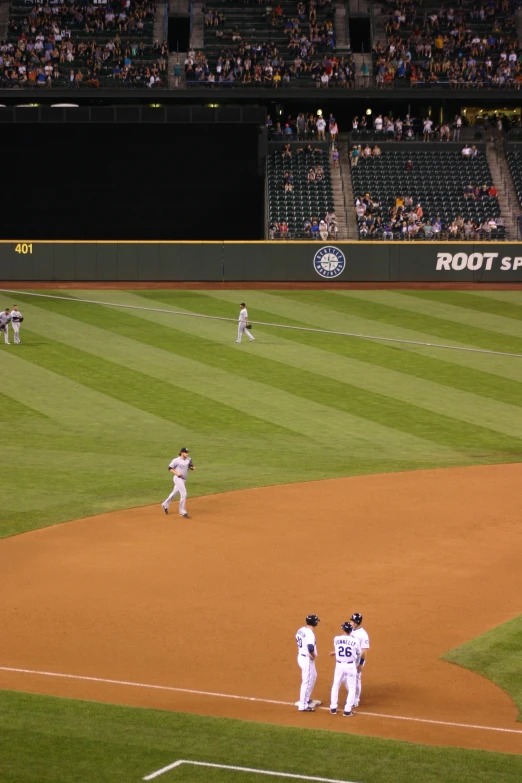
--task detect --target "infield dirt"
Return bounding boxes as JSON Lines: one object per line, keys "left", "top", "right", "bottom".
{"left": 1, "top": 464, "right": 521, "bottom": 753}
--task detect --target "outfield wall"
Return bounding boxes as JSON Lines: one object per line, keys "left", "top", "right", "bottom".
{"left": 1, "top": 241, "right": 522, "bottom": 282}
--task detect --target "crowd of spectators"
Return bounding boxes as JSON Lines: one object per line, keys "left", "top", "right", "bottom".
{"left": 188, "top": 0, "right": 357, "bottom": 87}
{"left": 356, "top": 190, "right": 505, "bottom": 239}
{"left": 373, "top": 0, "right": 522, "bottom": 88}
{"left": 3, "top": 0, "right": 165, "bottom": 88}
{"left": 267, "top": 110, "right": 339, "bottom": 140}
{"left": 270, "top": 209, "right": 339, "bottom": 238}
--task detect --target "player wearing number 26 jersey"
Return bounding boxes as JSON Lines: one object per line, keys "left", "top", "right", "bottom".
{"left": 296, "top": 614, "right": 320, "bottom": 712}
{"left": 329, "top": 623, "right": 361, "bottom": 716}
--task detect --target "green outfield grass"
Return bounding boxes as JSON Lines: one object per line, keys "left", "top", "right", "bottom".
{"left": 2, "top": 689, "right": 522, "bottom": 783}
{"left": 442, "top": 616, "right": 522, "bottom": 720}
{"left": 1, "top": 289, "right": 521, "bottom": 781}
{"left": 1, "top": 289, "right": 521, "bottom": 537}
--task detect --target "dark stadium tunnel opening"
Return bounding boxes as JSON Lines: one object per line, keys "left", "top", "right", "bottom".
{"left": 348, "top": 17, "right": 371, "bottom": 54}
{"left": 168, "top": 17, "right": 190, "bottom": 54}
{"left": 2, "top": 124, "right": 264, "bottom": 241}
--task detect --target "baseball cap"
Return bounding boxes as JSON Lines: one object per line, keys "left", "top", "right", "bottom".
{"left": 180, "top": 447, "right": 189, "bottom": 453}
{"left": 240, "top": 302, "right": 246, "bottom": 306}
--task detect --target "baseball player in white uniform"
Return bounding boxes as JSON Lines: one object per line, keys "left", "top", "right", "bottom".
{"left": 329, "top": 622, "right": 361, "bottom": 716}
{"left": 161, "top": 447, "right": 194, "bottom": 518}
{"left": 0, "top": 308, "right": 11, "bottom": 344}
{"left": 10, "top": 306, "right": 23, "bottom": 344}
{"left": 350, "top": 612, "right": 370, "bottom": 707}
{"left": 235, "top": 302, "right": 255, "bottom": 344}
{"left": 295, "top": 614, "right": 320, "bottom": 712}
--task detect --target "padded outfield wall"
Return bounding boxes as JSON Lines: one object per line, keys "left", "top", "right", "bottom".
{"left": 1, "top": 241, "right": 522, "bottom": 282}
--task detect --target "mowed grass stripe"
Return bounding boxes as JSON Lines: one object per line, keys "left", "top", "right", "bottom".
{"left": 400, "top": 290, "right": 522, "bottom": 323}
{"left": 0, "top": 350, "right": 186, "bottom": 443}
{"left": 339, "top": 290, "right": 522, "bottom": 338}
{"left": 127, "top": 292, "right": 522, "bottom": 441}
{"left": 16, "top": 302, "right": 449, "bottom": 460}
{"left": 468, "top": 291, "right": 522, "bottom": 307}
{"left": 289, "top": 290, "right": 522, "bottom": 355}
{"left": 59, "top": 291, "right": 522, "bottom": 460}
{"left": 136, "top": 288, "right": 522, "bottom": 385}
{"left": 11, "top": 329, "right": 289, "bottom": 438}
{"left": 186, "top": 290, "right": 522, "bottom": 408}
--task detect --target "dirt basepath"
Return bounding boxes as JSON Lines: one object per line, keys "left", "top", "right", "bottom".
{"left": 1, "top": 465, "right": 521, "bottom": 753}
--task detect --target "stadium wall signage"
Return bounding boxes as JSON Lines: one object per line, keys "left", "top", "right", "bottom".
{"left": 0, "top": 241, "right": 521, "bottom": 282}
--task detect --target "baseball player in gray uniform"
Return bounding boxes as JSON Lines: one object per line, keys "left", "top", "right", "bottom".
{"left": 162, "top": 448, "right": 194, "bottom": 518}
{"left": 0, "top": 308, "right": 11, "bottom": 344}
{"left": 10, "top": 305, "right": 23, "bottom": 344}
{"left": 235, "top": 302, "right": 255, "bottom": 344}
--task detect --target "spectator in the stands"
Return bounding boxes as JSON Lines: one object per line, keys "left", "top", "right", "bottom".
{"left": 331, "top": 144, "right": 340, "bottom": 167}
{"left": 405, "top": 159, "right": 413, "bottom": 172}
{"left": 423, "top": 117, "right": 433, "bottom": 141}
{"left": 462, "top": 144, "right": 472, "bottom": 158}
{"left": 316, "top": 114, "right": 326, "bottom": 140}
{"left": 351, "top": 145, "right": 360, "bottom": 166}
{"left": 308, "top": 168, "right": 316, "bottom": 182}
{"left": 284, "top": 171, "right": 293, "bottom": 192}
{"left": 373, "top": 145, "right": 382, "bottom": 156}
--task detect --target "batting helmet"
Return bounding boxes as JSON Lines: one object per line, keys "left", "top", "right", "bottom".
{"left": 306, "top": 614, "right": 320, "bottom": 627}
{"left": 341, "top": 622, "right": 353, "bottom": 634}
{"left": 351, "top": 613, "right": 363, "bottom": 625}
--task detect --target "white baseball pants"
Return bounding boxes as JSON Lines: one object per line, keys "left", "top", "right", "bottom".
{"left": 12, "top": 322, "right": 20, "bottom": 343}
{"left": 355, "top": 668, "right": 363, "bottom": 704}
{"left": 297, "top": 655, "right": 317, "bottom": 710}
{"left": 330, "top": 662, "right": 357, "bottom": 711}
{"left": 237, "top": 322, "right": 254, "bottom": 342}
{"left": 2, "top": 326, "right": 8, "bottom": 344}
{"left": 163, "top": 476, "right": 187, "bottom": 515}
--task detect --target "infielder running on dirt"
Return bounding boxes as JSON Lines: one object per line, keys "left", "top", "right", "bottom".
{"left": 235, "top": 302, "right": 255, "bottom": 344}
{"left": 296, "top": 614, "right": 320, "bottom": 712}
{"left": 329, "top": 622, "right": 361, "bottom": 716}
{"left": 350, "top": 612, "right": 370, "bottom": 707}
{"left": 162, "top": 448, "right": 194, "bottom": 518}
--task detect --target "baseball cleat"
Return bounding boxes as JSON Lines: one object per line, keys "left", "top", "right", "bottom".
{"left": 180, "top": 513, "right": 190, "bottom": 518}
{"left": 234, "top": 341, "right": 240, "bottom": 343}
{"left": 310, "top": 700, "right": 322, "bottom": 707}
{"left": 298, "top": 707, "right": 315, "bottom": 712}
{"left": 330, "top": 708, "right": 337, "bottom": 715}
{"left": 162, "top": 505, "right": 168, "bottom": 515}
{"left": 353, "top": 701, "right": 360, "bottom": 707}
{"left": 343, "top": 711, "right": 354, "bottom": 717}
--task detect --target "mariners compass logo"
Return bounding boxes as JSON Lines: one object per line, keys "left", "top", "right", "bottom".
{"left": 313, "top": 246, "right": 346, "bottom": 278}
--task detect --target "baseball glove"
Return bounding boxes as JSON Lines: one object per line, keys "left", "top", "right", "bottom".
{"left": 246, "top": 324, "right": 252, "bottom": 330}
{"left": 0, "top": 324, "right": 4, "bottom": 331}
{"left": 19, "top": 316, "right": 24, "bottom": 322}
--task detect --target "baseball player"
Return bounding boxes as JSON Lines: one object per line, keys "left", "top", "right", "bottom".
{"left": 296, "top": 614, "right": 320, "bottom": 712}
{"left": 10, "top": 305, "right": 23, "bottom": 344}
{"left": 161, "top": 447, "right": 194, "bottom": 518}
{"left": 329, "top": 622, "right": 361, "bottom": 716}
{"left": 350, "top": 612, "right": 370, "bottom": 707}
{"left": 235, "top": 302, "right": 255, "bottom": 344}
{"left": 0, "top": 308, "right": 11, "bottom": 345}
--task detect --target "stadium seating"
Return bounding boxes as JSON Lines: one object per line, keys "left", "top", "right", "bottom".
{"left": 4, "top": 0, "right": 166, "bottom": 88}
{"left": 506, "top": 148, "right": 522, "bottom": 206}
{"left": 187, "top": 0, "right": 350, "bottom": 88}
{"left": 267, "top": 147, "right": 335, "bottom": 237}
{"left": 374, "top": 0, "right": 521, "bottom": 88}
{"left": 352, "top": 149, "right": 504, "bottom": 238}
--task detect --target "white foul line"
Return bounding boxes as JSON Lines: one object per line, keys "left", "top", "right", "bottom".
{"left": 1, "top": 288, "right": 521, "bottom": 359}
{"left": 143, "top": 760, "right": 359, "bottom": 782}
{"left": 1, "top": 665, "right": 521, "bottom": 736}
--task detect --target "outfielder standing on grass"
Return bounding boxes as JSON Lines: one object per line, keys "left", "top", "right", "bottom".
{"left": 235, "top": 302, "right": 255, "bottom": 344}
{"left": 162, "top": 448, "right": 194, "bottom": 519}
{"left": 350, "top": 612, "right": 370, "bottom": 707}
{"left": 10, "top": 305, "right": 23, "bottom": 344}
{"left": 0, "top": 308, "right": 11, "bottom": 344}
